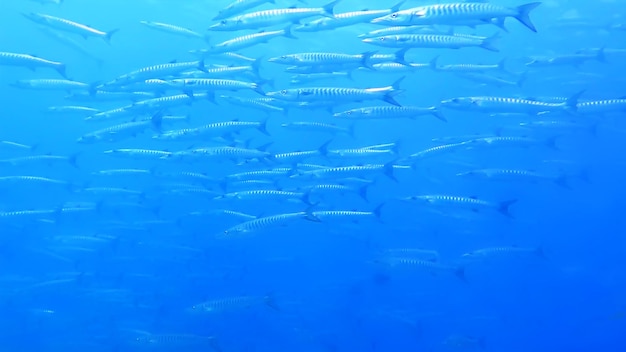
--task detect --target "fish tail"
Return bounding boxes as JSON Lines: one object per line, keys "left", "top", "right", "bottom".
{"left": 362, "top": 50, "right": 378, "bottom": 70}
{"left": 263, "top": 292, "right": 280, "bottom": 311}
{"left": 321, "top": 0, "right": 341, "bottom": 18}
{"left": 480, "top": 32, "right": 500, "bottom": 52}
{"left": 283, "top": 25, "right": 297, "bottom": 39}
{"left": 492, "top": 17, "right": 508, "bottom": 33}
{"left": 394, "top": 48, "right": 410, "bottom": 66}
{"left": 317, "top": 139, "right": 332, "bottom": 156}
{"left": 553, "top": 174, "right": 572, "bottom": 189}
{"left": 373, "top": 203, "right": 385, "bottom": 220}
{"left": 391, "top": 0, "right": 405, "bottom": 13}
{"left": 430, "top": 106, "right": 447, "bottom": 122}
{"left": 150, "top": 111, "right": 164, "bottom": 132}
{"left": 515, "top": 2, "right": 541, "bottom": 32}
{"left": 564, "top": 90, "right": 585, "bottom": 113}
{"left": 104, "top": 28, "right": 120, "bottom": 44}
{"left": 68, "top": 152, "right": 80, "bottom": 169}
{"left": 383, "top": 76, "right": 405, "bottom": 106}
{"left": 383, "top": 160, "right": 397, "bottom": 182}
{"left": 454, "top": 266, "right": 468, "bottom": 283}
{"left": 497, "top": 199, "right": 517, "bottom": 218}
{"left": 197, "top": 59, "right": 207, "bottom": 73}
{"left": 428, "top": 55, "right": 439, "bottom": 71}
{"left": 258, "top": 118, "right": 271, "bottom": 136}
{"left": 55, "top": 63, "right": 67, "bottom": 78}
{"left": 251, "top": 57, "right": 263, "bottom": 78}
{"left": 358, "top": 184, "right": 370, "bottom": 202}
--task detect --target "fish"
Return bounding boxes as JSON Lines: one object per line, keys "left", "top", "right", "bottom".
{"left": 21, "top": 12, "right": 119, "bottom": 44}
{"left": 206, "top": 26, "right": 297, "bottom": 54}
{"left": 333, "top": 105, "right": 446, "bottom": 122}
{"left": 362, "top": 33, "right": 500, "bottom": 52}
{"left": 295, "top": 1, "right": 406, "bottom": 32}
{"left": 266, "top": 77, "right": 405, "bottom": 107}
{"left": 441, "top": 92, "right": 582, "bottom": 115}
{"left": 139, "top": 21, "right": 209, "bottom": 41}
{"left": 209, "top": 0, "right": 340, "bottom": 31}
{"left": 0, "top": 52, "right": 67, "bottom": 78}
{"left": 402, "top": 195, "right": 517, "bottom": 218}
{"left": 188, "top": 294, "right": 279, "bottom": 313}
{"left": 372, "top": 2, "right": 542, "bottom": 33}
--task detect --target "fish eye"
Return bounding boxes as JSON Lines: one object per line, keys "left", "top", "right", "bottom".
{"left": 452, "top": 98, "right": 460, "bottom": 103}
{"left": 280, "top": 89, "right": 287, "bottom": 95}
{"left": 221, "top": 20, "right": 227, "bottom": 24}
{"left": 378, "top": 37, "right": 386, "bottom": 41}
{"left": 346, "top": 111, "right": 352, "bottom": 115}
{"left": 391, "top": 14, "right": 398, "bottom": 18}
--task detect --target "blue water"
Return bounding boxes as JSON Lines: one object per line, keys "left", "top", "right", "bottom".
{"left": 1, "top": 0, "right": 625, "bottom": 351}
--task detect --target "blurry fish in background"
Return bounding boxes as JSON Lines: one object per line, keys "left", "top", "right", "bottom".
{"left": 0, "top": 52, "right": 67, "bottom": 77}
{"left": 35, "top": 25, "right": 104, "bottom": 67}
{"left": 139, "top": 20, "right": 210, "bottom": 42}
{"left": 21, "top": 12, "right": 119, "bottom": 44}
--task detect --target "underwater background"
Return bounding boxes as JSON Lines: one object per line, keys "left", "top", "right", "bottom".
{"left": 0, "top": 0, "right": 625, "bottom": 351}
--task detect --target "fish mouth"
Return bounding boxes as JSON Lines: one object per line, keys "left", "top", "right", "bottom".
{"left": 370, "top": 17, "right": 386, "bottom": 24}
{"left": 361, "top": 38, "right": 374, "bottom": 44}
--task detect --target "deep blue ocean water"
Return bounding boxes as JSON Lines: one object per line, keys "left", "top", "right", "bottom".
{"left": 1, "top": 0, "right": 625, "bottom": 351}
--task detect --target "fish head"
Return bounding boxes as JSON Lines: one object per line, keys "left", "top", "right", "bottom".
{"left": 266, "top": 89, "right": 299, "bottom": 101}
{"left": 208, "top": 18, "right": 239, "bottom": 31}
{"left": 21, "top": 12, "right": 44, "bottom": 23}
{"left": 333, "top": 109, "right": 364, "bottom": 118}
{"left": 294, "top": 21, "right": 322, "bottom": 32}
{"left": 371, "top": 9, "right": 414, "bottom": 25}
{"left": 268, "top": 55, "right": 296, "bottom": 65}
{"left": 362, "top": 35, "right": 396, "bottom": 47}
{"left": 440, "top": 97, "right": 478, "bottom": 109}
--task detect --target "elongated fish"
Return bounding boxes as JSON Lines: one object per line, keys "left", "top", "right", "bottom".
{"left": 372, "top": 2, "right": 542, "bottom": 33}
{"left": 209, "top": 0, "right": 340, "bottom": 31}
{"left": 334, "top": 105, "right": 446, "bottom": 122}
{"left": 362, "top": 33, "right": 500, "bottom": 52}
{"left": 441, "top": 92, "right": 582, "bottom": 115}
{"left": 0, "top": 52, "right": 66, "bottom": 77}
{"left": 207, "top": 26, "right": 296, "bottom": 54}
{"left": 188, "top": 294, "right": 278, "bottom": 313}
{"left": 295, "top": 1, "right": 405, "bottom": 32}
{"left": 139, "top": 21, "right": 209, "bottom": 41}
{"left": 11, "top": 79, "right": 96, "bottom": 94}
{"left": 22, "top": 13, "right": 119, "bottom": 43}
{"left": 213, "top": 0, "right": 294, "bottom": 21}
{"left": 403, "top": 195, "right": 517, "bottom": 218}
{"left": 220, "top": 212, "right": 309, "bottom": 238}
{"left": 266, "top": 77, "right": 405, "bottom": 106}
{"left": 269, "top": 51, "right": 381, "bottom": 70}
{"left": 462, "top": 246, "right": 546, "bottom": 260}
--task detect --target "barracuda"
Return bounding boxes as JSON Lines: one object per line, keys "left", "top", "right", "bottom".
{"left": 372, "top": 2, "right": 541, "bottom": 33}
{"left": 209, "top": 0, "right": 340, "bottom": 31}
{"left": 266, "top": 77, "right": 405, "bottom": 106}
{"left": 363, "top": 33, "right": 500, "bottom": 52}
{"left": 21, "top": 12, "right": 119, "bottom": 43}
{"left": 0, "top": 52, "right": 66, "bottom": 78}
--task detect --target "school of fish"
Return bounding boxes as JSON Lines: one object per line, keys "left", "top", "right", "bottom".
{"left": 0, "top": 0, "right": 623, "bottom": 350}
